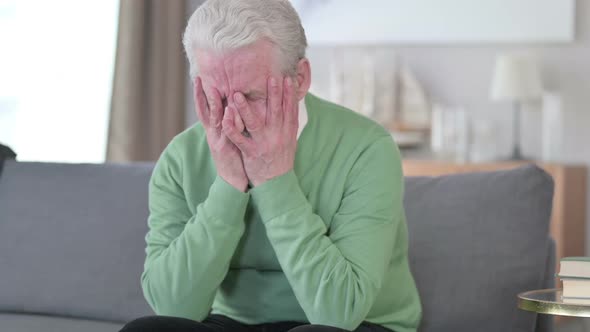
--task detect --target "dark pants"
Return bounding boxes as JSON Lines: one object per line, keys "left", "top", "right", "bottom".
{"left": 119, "top": 314, "right": 392, "bottom": 332}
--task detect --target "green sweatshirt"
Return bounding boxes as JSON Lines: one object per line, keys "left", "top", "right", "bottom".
{"left": 141, "top": 93, "right": 422, "bottom": 332}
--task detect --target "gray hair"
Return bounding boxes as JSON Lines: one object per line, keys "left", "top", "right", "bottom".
{"left": 182, "top": 0, "right": 307, "bottom": 80}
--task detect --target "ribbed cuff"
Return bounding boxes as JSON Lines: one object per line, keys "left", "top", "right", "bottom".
{"left": 202, "top": 176, "right": 250, "bottom": 223}
{"left": 250, "top": 171, "right": 307, "bottom": 223}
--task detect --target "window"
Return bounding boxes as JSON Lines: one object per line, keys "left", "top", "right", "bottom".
{"left": 0, "top": 0, "right": 119, "bottom": 163}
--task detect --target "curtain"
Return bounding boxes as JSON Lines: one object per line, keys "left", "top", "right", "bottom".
{"left": 106, "top": 0, "right": 188, "bottom": 162}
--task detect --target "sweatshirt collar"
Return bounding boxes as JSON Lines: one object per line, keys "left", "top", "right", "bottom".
{"left": 297, "top": 98, "right": 308, "bottom": 140}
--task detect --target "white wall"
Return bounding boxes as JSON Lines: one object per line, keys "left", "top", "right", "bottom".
{"left": 296, "top": 0, "right": 575, "bottom": 44}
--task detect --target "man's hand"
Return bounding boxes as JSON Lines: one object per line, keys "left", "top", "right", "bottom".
{"left": 222, "top": 76, "right": 299, "bottom": 187}
{"left": 194, "top": 77, "right": 248, "bottom": 192}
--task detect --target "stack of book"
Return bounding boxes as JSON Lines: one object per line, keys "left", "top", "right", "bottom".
{"left": 559, "top": 257, "right": 590, "bottom": 305}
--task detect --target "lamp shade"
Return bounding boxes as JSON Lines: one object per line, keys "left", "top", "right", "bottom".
{"left": 490, "top": 54, "right": 543, "bottom": 101}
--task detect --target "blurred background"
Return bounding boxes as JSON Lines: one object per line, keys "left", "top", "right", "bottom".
{"left": 2, "top": 0, "right": 587, "bottom": 165}
{"left": 1, "top": 0, "right": 588, "bottom": 164}
{"left": 0, "top": 0, "right": 589, "bottom": 330}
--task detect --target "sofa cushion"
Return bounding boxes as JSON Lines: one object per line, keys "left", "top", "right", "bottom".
{"left": 0, "top": 313, "right": 123, "bottom": 332}
{"left": 0, "top": 161, "right": 155, "bottom": 323}
{"left": 404, "top": 165, "right": 554, "bottom": 332}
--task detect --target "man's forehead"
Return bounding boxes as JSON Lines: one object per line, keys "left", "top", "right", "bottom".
{"left": 199, "top": 48, "right": 269, "bottom": 71}
{"left": 196, "top": 42, "right": 278, "bottom": 95}
{"left": 200, "top": 55, "right": 268, "bottom": 83}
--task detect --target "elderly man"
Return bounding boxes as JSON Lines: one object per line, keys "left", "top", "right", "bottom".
{"left": 120, "top": 0, "right": 421, "bottom": 331}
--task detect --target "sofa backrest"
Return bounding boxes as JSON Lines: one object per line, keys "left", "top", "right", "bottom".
{"left": 404, "top": 165, "right": 554, "bottom": 332}
{"left": 0, "top": 161, "right": 554, "bottom": 330}
{"left": 0, "top": 161, "right": 155, "bottom": 323}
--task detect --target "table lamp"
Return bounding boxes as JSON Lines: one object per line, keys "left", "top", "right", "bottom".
{"left": 490, "top": 54, "right": 543, "bottom": 160}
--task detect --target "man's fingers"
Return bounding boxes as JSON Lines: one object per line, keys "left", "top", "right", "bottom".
{"left": 222, "top": 106, "right": 255, "bottom": 154}
{"left": 206, "top": 86, "right": 223, "bottom": 129}
{"left": 267, "top": 76, "right": 283, "bottom": 125}
{"left": 234, "top": 107, "right": 245, "bottom": 133}
{"left": 282, "top": 76, "right": 298, "bottom": 129}
{"left": 194, "top": 77, "right": 210, "bottom": 127}
{"left": 233, "top": 92, "right": 263, "bottom": 133}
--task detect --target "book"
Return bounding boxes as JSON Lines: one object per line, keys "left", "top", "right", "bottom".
{"left": 559, "top": 257, "right": 590, "bottom": 302}
{"left": 558, "top": 257, "right": 590, "bottom": 279}
{"left": 561, "top": 278, "right": 590, "bottom": 298}
{"left": 561, "top": 296, "right": 590, "bottom": 305}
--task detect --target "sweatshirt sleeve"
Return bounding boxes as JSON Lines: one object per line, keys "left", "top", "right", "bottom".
{"left": 249, "top": 135, "right": 404, "bottom": 331}
{"left": 141, "top": 143, "right": 250, "bottom": 321}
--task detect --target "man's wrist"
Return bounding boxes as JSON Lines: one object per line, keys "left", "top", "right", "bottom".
{"left": 237, "top": 182, "right": 248, "bottom": 192}
{"left": 250, "top": 168, "right": 294, "bottom": 188}
{"left": 249, "top": 170, "right": 307, "bottom": 222}
{"left": 220, "top": 174, "right": 248, "bottom": 193}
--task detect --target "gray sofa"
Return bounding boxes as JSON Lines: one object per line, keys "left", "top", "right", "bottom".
{"left": 0, "top": 161, "right": 555, "bottom": 332}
